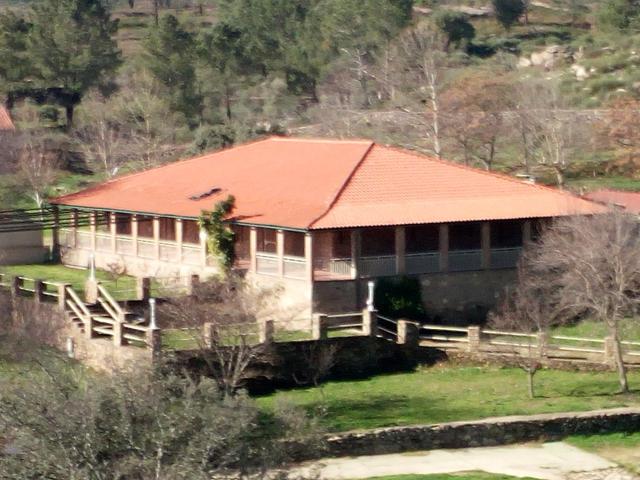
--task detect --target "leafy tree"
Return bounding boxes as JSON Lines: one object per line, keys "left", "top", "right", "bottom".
{"left": 189, "top": 124, "right": 236, "bottom": 154}
{"left": 0, "top": 0, "right": 121, "bottom": 128}
{"left": 433, "top": 10, "right": 475, "bottom": 51}
{"left": 143, "top": 14, "right": 202, "bottom": 125}
{"left": 598, "top": 0, "right": 640, "bottom": 31}
{"left": 492, "top": 0, "right": 526, "bottom": 30}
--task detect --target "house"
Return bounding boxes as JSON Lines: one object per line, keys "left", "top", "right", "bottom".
{"left": 51, "top": 137, "right": 604, "bottom": 321}
{"left": 583, "top": 189, "right": 640, "bottom": 214}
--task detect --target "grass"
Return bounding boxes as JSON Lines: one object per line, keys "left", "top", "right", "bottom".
{"left": 552, "top": 319, "right": 640, "bottom": 343}
{"left": 0, "top": 263, "right": 137, "bottom": 301}
{"left": 361, "top": 474, "right": 538, "bottom": 480}
{"left": 567, "top": 432, "right": 640, "bottom": 473}
{"left": 256, "top": 365, "right": 640, "bottom": 432}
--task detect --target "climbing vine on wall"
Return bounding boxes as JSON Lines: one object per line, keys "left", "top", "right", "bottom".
{"left": 198, "top": 195, "right": 236, "bottom": 272}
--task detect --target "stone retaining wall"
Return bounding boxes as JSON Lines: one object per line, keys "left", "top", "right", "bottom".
{"left": 294, "top": 408, "right": 640, "bottom": 461}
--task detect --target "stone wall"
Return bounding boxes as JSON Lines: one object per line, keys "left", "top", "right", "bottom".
{"left": 0, "top": 229, "right": 48, "bottom": 265}
{"left": 292, "top": 408, "right": 640, "bottom": 461}
{"left": 313, "top": 269, "right": 517, "bottom": 322}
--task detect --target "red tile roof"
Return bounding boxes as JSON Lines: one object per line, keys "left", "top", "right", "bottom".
{"left": 583, "top": 189, "right": 640, "bottom": 214}
{"left": 0, "top": 106, "right": 15, "bottom": 131}
{"left": 53, "top": 137, "right": 605, "bottom": 230}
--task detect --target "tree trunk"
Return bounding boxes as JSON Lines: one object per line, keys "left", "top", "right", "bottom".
{"left": 612, "top": 333, "right": 629, "bottom": 393}
{"left": 526, "top": 368, "right": 535, "bottom": 399}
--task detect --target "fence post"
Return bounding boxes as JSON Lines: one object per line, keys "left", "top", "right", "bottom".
{"left": 312, "top": 313, "right": 327, "bottom": 340}
{"left": 113, "top": 317, "right": 123, "bottom": 346}
{"left": 467, "top": 326, "right": 481, "bottom": 353}
{"left": 604, "top": 336, "right": 616, "bottom": 367}
{"left": 57, "top": 283, "right": 70, "bottom": 309}
{"left": 259, "top": 320, "right": 274, "bottom": 344}
{"left": 187, "top": 274, "right": 200, "bottom": 296}
{"left": 146, "top": 327, "right": 162, "bottom": 358}
{"left": 85, "top": 315, "right": 94, "bottom": 339}
{"left": 362, "top": 308, "right": 378, "bottom": 337}
{"left": 33, "top": 279, "right": 45, "bottom": 303}
{"left": 203, "top": 322, "right": 215, "bottom": 348}
{"left": 136, "top": 277, "right": 151, "bottom": 301}
{"left": 85, "top": 279, "right": 99, "bottom": 304}
{"left": 397, "top": 320, "right": 419, "bottom": 347}
{"left": 10, "top": 276, "right": 22, "bottom": 298}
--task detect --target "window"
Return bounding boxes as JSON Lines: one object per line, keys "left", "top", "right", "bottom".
{"left": 183, "top": 220, "right": 200, "bottom": 244}
{"left": 137, "top": 215, "right": 154, "bottom": 238}
{"left": 406, "top": 225, "right": 439, "bottom": 253}
{"left": 159, "top": 218, "right": 175, "bottom": 241}
{"left": 491, "top": 220, "right": 523, "bottom": 248}
{"left": 332, "top": 230, "right": 351, "bottom": 258}
{"left": 115, "top": 213, "right": 131, "bottom": 235}
{"left": 257, "top": 228, "right": 277, "bottom": 254}
{"left": 449, "top": 222, "right": 481, "bottom": 250}
{"left": 361, "top": 227, "right": 395, "bottom": 256}
{"left": 284, "top": 231, "right": 305, "bottom": 257}
{"left": 96, "top": 211, "right": 110, "bottom": 232}
{"left": 234, "top": 225, "right": 250, "bottom": 259}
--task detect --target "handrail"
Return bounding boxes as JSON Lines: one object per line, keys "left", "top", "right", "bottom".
{"left": 421, "top": 324, "right": 469, "bottom": 333}
{"left": 550, "top": 335, "right": 605, "bottom": 344}
{"left": 97, "top": 284, "right": 123, "bottom": 317}
{"left": 65, "top": 287, "right": 91, "bottom": 317}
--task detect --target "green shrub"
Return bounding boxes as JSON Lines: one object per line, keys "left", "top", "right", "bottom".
{"left": 374, "top": 276, "right": 425, "bottom": 320}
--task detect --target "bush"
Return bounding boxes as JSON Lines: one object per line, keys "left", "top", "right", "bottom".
{"left": 374, "top": 276, "right": 425, "bottom": 320}
{"left": 492, "top": 0, "right": 526, "bottom": 30}
{"left": 434, "top": 10, "right": 475, "bottom": 50}
{"left": 188, "top": 123, "right": 235, "bottom": 154}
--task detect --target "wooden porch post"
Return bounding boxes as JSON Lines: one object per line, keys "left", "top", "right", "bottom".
{"left": 350, "top": 229, "right": 361, "bottom": 279}
{"left": 131, "top": 214, "right": 138, "bottom": 257}
{"left": 199, "top": 227, "right": 207, "bottom": 266}
{"left": 153, "top": 217, "right": 160, "bottom": 260}
{"left": 481, "top": 222, "right": 491, "bottom": 270}
{"left": 249, "top": 227, "right": 257, "bottom": 272}
{"left": 439, "top": 224, "right": 449, "bottom": 272}
{"left": 110, "top": 212, "right": 117, "bottom": 253}
{"left": 522, "top": 220, "right": 532, "bottom": 245}
{"left": 89, "top": 211, "right": 97, "bottom": 252}
{"left": 305, "top": 232, "right": 314, "bottom": 282}
{"left": 277, "top": 229, "right": 285, "bottom": 277}
{"left": 51, "top": 206, "right": 60, "bottom": 261}
{"left": 175, "top": 218, "right": 183, "bottom": 263}
{"left": 395, "top": 226, "right": 406, "bottom": 275}
{"left": 72, "top": 209, "right": 79, "bottom": 248}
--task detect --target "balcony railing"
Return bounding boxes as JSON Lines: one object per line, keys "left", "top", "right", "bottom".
{"left": 406, "top": 252, "right": 440, "bottom": 275}
{"left": 256, "top": 253, "right": 279, "bottom": 275}
{"left": 490, "top": 247, "right": 522, "bottom": 269}
{"left": 283, "top": 256, "right": 306, "bottom": 279}
{"left": 449, "top": 249, "right": 483, "bottom": 272}
{"left": 360, "top": 255, "right": 396, "bottom": 277}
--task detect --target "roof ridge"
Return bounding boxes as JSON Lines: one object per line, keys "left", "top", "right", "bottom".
{"left": 376, "top": 143, "right": 595, "bottom": 203}
{"left": 307, "top": 140, "right": 375, "bottom": 228}
{"left": 271, "top": 136, "right": 373, "bottom": 144}
{"left": 51, "top": 135, "right": 275, "bottom": 204}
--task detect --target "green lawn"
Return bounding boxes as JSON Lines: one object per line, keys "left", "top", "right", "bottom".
{"left": 362, "top": 474, "right": 537, "bottom": 480}
{"left": 0, "top": 263, "right": 138, "bottom": 301}
{"left": 552, "top": 320, "right": 640, "bottom": 343}
{"left": 256, "top": 365, "right": 640, "bottom": 432}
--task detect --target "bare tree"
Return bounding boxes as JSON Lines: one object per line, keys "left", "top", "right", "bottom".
{"left": 15, "top": 132, "right": 61, "bottom": 209}
{"left": 489, "top": 264, "right": 565, "bottom": 398}
{"left": 160, "top": 274, "right": 280, "bottom": 397}
{"left": 519, "top": 81, "right": 587, "bottom": 187}
{"left": 394, "top": 23, "right": 446, "bottom": 158}
{"left": 522, "top": 211, "right": 640, "bottom": 393}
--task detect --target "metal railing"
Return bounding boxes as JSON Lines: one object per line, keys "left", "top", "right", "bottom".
{"left": 406, "top": 252, "right": 440, "bottom": 275}
{"left": 256, "top": 253, "right": 278, "bottom": 275}
{"left": 360, "top": 255, "right": 396, "bottom": 277}
{"left": 490, "top": 247, "right": 522, "bottom": 269}
{"left": 448, "top": 249, "right": 483, "bottom": 272}
{"left": 283, "top": 256, "right": 306, "bottom": 279}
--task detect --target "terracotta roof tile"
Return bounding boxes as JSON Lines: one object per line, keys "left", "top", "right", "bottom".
{"left": 583, "top": 189, "right": 640, "bottom": 214}
{"left": 53, "top": 137, "right": 605, "bottom": 230}
{"left": 0, "top": 106, "right": 15, "bottom": 131}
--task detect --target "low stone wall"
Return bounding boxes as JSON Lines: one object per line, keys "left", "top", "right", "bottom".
{"left": 297, "top": 408, "right": 640, "bottom": 461}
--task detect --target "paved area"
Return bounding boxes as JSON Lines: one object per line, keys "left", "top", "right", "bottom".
{"left": 294, "top": 442, "right": 627, "bottom": 480}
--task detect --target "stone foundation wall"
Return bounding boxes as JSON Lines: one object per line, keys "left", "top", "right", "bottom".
{"left": 0, "top": 229, "right": 48, "bottom": 265}
{"left": 313, "top": 269, "right": 517, "bottom": 322}
{"left": 292, "top": 408, "right": 640, "bottom": 461}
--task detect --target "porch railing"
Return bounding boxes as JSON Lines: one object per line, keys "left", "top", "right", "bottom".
{"left": 406, "top": 252, "right": 439, "bottom": 275}
{"left": 283, "top": 256, "right": 306, "bottom": 279}
{"left": 449, "top": 249, "right": 482, "bottom": 272}
{"left": 490, "top": 247, "right": 522, "bottom": 269}
{"left": 256, "top": 253, "right": 278, "bottom": 275}
{"left": 360, "top": 255, "right": 396, "bottom": 277}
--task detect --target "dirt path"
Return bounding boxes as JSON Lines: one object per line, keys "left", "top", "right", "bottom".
{"left": 293, "top": 442, "right": 635, "bottom": 480}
